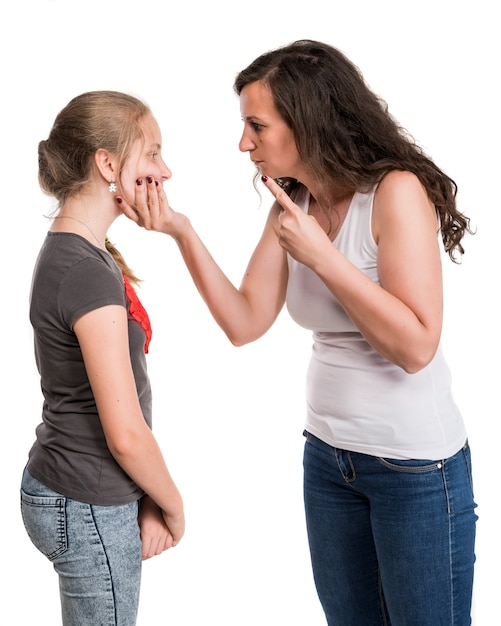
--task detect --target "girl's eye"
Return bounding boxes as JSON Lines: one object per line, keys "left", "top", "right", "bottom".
{"left": 150, "top": 152, "right": 159, "bottom": 160}
{"left": 251, "top": 122, "right": 264, "bottom": 132}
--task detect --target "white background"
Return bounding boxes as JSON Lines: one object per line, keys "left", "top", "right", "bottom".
{"left": 2, "top": 1, "right": 498, "bottom": 624}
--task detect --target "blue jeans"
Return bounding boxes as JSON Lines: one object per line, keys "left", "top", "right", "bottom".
{"left": 20, "top": 467, "right": 142, "bottom": 625}
{"left": 303, "top": 432, "right": 477, "bottom": 626}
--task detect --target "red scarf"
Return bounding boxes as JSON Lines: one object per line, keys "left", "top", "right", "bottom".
{"left": 123, "top": 274, "right": 152, "bottom": 353}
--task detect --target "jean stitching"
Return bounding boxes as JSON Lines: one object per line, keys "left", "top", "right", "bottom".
{"left": 376, "top": 457, "right": 444, "bottom": 474}
{"left": 334, "top": 449, "right": 356, "bottom": 483}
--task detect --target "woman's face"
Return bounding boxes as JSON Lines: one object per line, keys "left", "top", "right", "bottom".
{"left": 119, "top": 114, "right": 171, "bottom": 202}
{"left": 239, "top": 80, "right": 302, "bottom": 180}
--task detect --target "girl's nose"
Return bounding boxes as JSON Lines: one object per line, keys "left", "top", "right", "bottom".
{"left": 161, "top": 162, "right": 172, "bottom": 180}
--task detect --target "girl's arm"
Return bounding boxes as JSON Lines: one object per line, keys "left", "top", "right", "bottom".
{"left": 74, "top": 305, "right": 185, "bottom": 544}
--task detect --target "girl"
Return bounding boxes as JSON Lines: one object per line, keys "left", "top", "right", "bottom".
{"left": 21, "top": 91, "right": 184, "bottom": 626}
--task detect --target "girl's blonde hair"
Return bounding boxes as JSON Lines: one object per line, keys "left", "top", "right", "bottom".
{"left": 39, "top": 90, "right": 151, "bottom": 284}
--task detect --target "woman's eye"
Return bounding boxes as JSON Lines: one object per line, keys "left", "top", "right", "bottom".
{"left": 251, "top": 122, "right": 264, "bottom": 132}
{"left": 150, "top": 152, "right": 159, "bottom": 160}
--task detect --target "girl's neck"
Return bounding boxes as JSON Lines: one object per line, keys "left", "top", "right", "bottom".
{"left": 51, "top": 214, "right": 105, "bottom": 249}
{"left": 51, "top": 195, "right": 116, "bottom": 250}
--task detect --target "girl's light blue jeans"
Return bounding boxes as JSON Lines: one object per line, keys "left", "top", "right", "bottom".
{"left": 303, "top": 431, "right": 477, "bottom": 625}
{"left": 20, "top": 467, "right": 142, "bottom": 626}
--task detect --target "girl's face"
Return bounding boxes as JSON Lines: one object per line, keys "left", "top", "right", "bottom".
{"left": 239, "top": 80, "right": 302, "bottom": 180}
{"left": 119, "top": 114, "right": 171, "bottom": 202}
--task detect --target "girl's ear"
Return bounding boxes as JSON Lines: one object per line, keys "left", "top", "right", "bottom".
{"left": 94, "top": 149, "right": 118, "bottom": 183}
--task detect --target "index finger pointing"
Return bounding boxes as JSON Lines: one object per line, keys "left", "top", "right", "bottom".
{"left": 261, "top": 175, "right": 299, "bottom": 214}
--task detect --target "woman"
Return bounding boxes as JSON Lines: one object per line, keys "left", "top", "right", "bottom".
{"left": 118, "top": 41, "right": 477, "bottom": 625}
{"left": 21, "top": 90, "right": 184, "bottom": 626}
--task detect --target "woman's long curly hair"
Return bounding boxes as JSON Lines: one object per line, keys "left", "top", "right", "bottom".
{"left": 234, "top": 39, "right": 472, "bottom": 261}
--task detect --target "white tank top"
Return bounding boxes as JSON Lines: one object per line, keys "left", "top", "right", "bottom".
{"left": 286, "top": 185, "right": 466, "bottom": 459}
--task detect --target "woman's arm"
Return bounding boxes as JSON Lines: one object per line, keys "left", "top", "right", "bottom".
{"left": 264, "top": 171, "right": 443, "bottom": 373}
{"left": 117, "top": 178, "right": 288, "bottom": 346}
{"left": 74, "top": 305, "right": 185, "bottom": 544}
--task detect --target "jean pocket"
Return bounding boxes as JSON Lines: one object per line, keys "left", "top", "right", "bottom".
{"left": 20, "top": 490, "right": 68, "bottom": 561}
{"left": 376, "top": 457, "right": 444, "bottom": 474}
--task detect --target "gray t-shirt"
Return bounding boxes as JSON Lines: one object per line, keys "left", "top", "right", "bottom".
{"left": 27, "top": 232, "right": 152, "bottom": 505}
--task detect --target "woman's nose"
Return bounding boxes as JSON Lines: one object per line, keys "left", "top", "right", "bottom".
{"left": 239, "top": 130, "right": 255, "bottom": 153}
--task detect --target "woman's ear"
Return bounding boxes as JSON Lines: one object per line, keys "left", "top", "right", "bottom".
{"left": 94, "top": 149, "right": 117, "bottom": 183}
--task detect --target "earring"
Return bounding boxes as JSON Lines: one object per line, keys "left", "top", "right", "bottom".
{"left": 109, "top": 179, "right": 117, "bottom": 193}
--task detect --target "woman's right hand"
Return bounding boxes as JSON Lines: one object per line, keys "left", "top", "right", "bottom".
{"left": 116, "top": 176, "right": 189, "bottom": 238}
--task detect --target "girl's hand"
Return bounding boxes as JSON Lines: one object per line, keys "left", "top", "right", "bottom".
{"left": 161, "top": 508, "right": 186, "bottom": 548}
{"left": 115, "top": 176, "right": 188, "bottom": 238}
{"left": 138, "top": 496, "right": 175, "bottom": 560}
